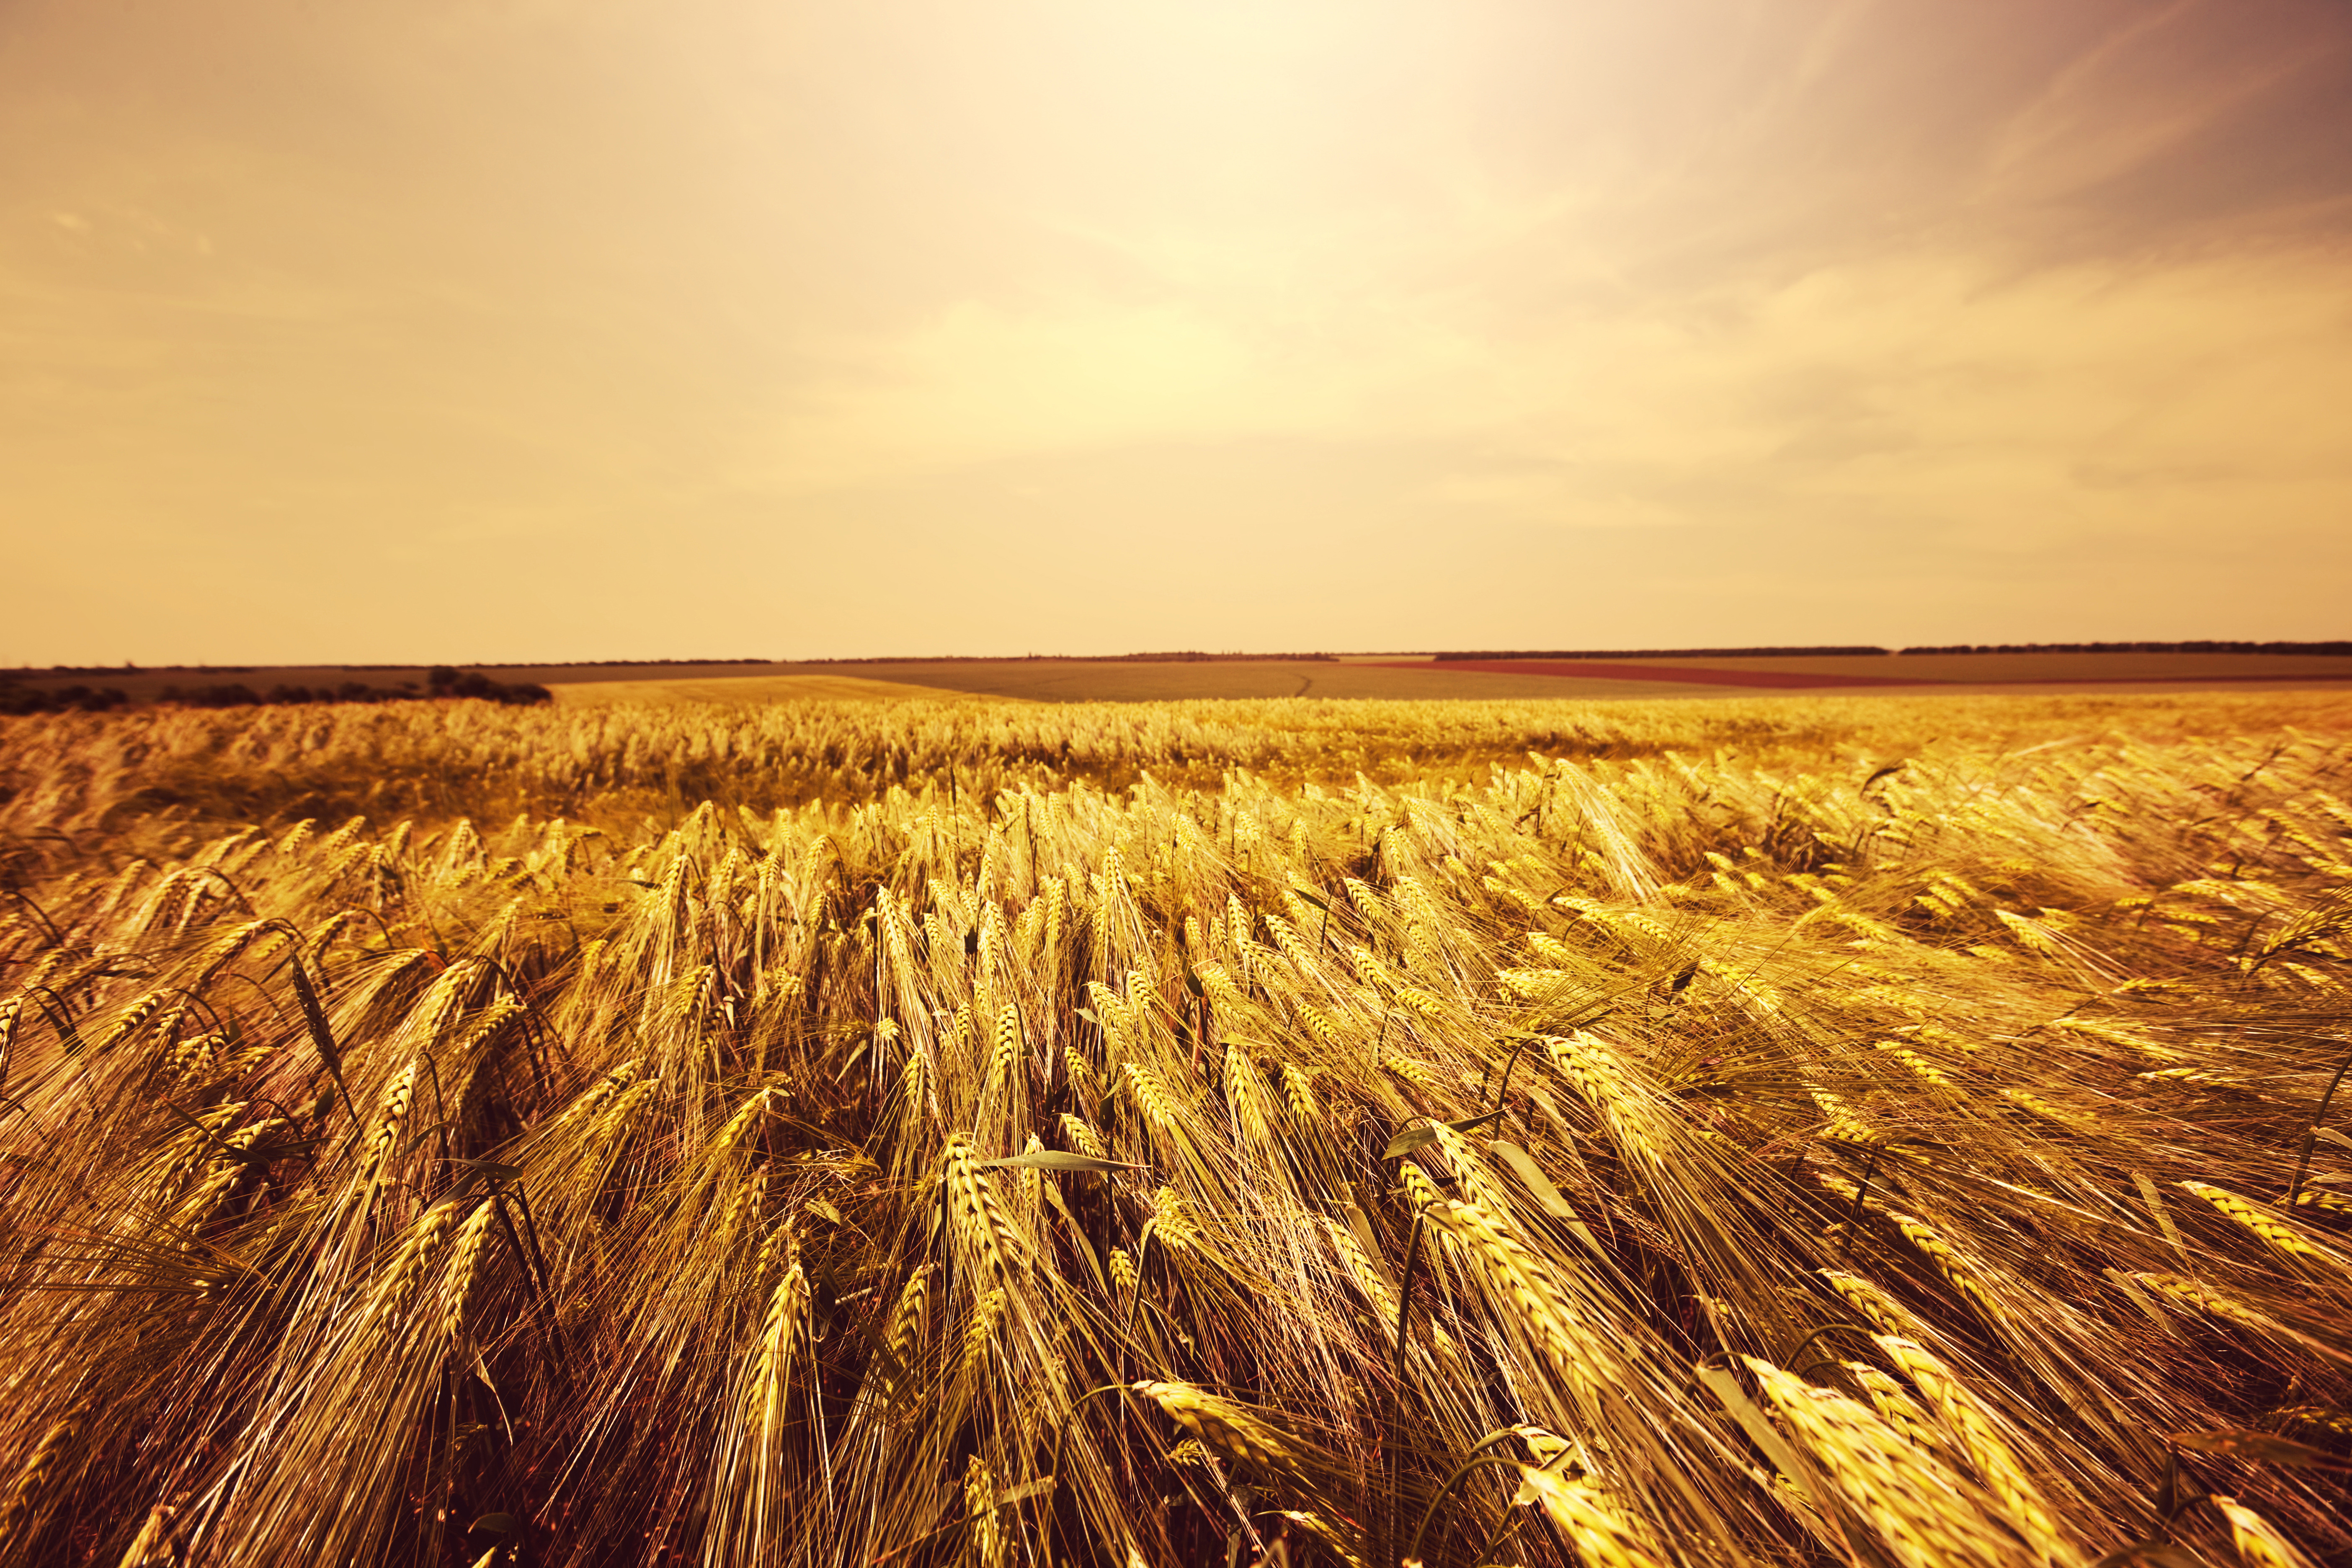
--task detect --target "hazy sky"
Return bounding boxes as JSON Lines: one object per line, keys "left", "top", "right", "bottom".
{"left": 5, "top": 0, "right": 2350, "bottom": 664}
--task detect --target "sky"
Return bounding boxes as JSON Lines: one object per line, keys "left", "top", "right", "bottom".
{"left": 4, "top": 0, "right": 2350, "bottom": 665}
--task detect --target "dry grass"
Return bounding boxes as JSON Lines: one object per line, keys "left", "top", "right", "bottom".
{"left": 0, "top": 691, "right": 2349, "bottom": 1567}
{"left": 6, "top": 688, "right": 2349, "bottom": 842}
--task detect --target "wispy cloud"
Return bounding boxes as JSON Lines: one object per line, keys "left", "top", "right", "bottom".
{"left": 3, "top": 0, "right": 2349, "bottom": 660}
{"left": 1978, "top": 0, "right": 2334, "bottom": 208}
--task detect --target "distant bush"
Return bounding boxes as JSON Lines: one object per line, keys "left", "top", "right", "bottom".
{"left": 426, "top": 667, "right": 554, "bottom": 705}
{"left": 0, "top": 682, "right": 130, "bottom": 716}
{"left": 158, "top": 683, "right": 267, "bottom": 709}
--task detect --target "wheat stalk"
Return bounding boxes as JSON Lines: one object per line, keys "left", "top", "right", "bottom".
{"left": 1875, "top": 1335, "right": 2078, "bottom": 1566}
{"left": 114, "top": 1500, "right": 185, "bottom": 1568}
{"left": 1125, "top": 1061, "right": 1188, "bottom": 1149}
{"left": 1280, "top": 1064, "right": 1322, "bottom": 1129}
{"left": 1842, "top": 1360, "right": 1946, "bottom": 1454}
{"left": 1887, "top": 1212, "right": 2008, "bottom": 1326}
{"left": 1060, "top": 1111, "right": 1107, "bottom": 1160}
{"left": 964, "top": 1454, "right": 1007, "bottom": 1568}
{"left": 353, "top": 1056, "right": 421, "bottom": 1210}
{"left": 1322, "top": 1217, "right": 1400, "bottom": 1324}
{"left": 1511, "top": 1463, "right": 1668, "bottom": 1568}
{"left": 959, "top": 1287, "right": 1005, "bottom": 1382}
{"left": 364, "top": 1198, "right": 463, "bottom": 1319}
{"left": 1422, "top": 1194, "right": 1612, "bottom": 1395}
{"left": 752, "top": 1248, "right": 808, "bottom": 1431}
{"left": 985, "top": 1004, "right": 1020, "bottom": 1096}
{"left": 942, "top": 1135, "right": 1020, "bottom": 1283}
{"left": 438, "top": 1199, "right": 499, "bottom": 1346}
{"left": 0, "top": 1411, "right": 79, "bottom": 1539}
{"left": 2211, "top": 1495, "right": 2318, "bottom": 1568}
{"left": 1131, "top": 1381, "right": 1310, "bottom": 1478}
{"left": 878, "top": 1265, "right": 931, "bottom": 1399}
{"left": 1224, "top": 1044, "right": 1271, "bottom": 1148}
{"left": 1743, "top": 1357, "right": 2018, "bottom": 1568}
{"left": 2181, "top": 1181, "right": 2331, "bottom": 1263}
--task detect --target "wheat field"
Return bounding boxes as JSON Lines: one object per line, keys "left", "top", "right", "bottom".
{"left": 2, "top": 692, "right": 2349, "bottom": 1568}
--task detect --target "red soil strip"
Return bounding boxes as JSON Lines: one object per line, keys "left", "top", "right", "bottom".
{"left": 1374, "top": 660, "right": 1925, "bottom": 689}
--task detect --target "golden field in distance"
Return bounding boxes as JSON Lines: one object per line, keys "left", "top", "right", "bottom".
{"left": 1, "top": 689, "right": 2349, "bottom": 1568}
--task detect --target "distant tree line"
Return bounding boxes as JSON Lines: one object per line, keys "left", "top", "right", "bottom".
{"left": 1892, "top": 641, "right": 2352, "bottom": 656}
{"left": 0, "top": 682, "right": 132, "bottom": 716}
{"left": 1433, "top": 646, "right": 1891, "bottom": 660}
{"left": 29, "top": 660, "right": 768, "bottom": 675}
{"left": 155, "top": 668, "right": 552, "bottom": 709}
{"left": 0, "top": 668, "right": 559, "bottom": 714}
{"left": 156, "top": 683, "right": 391, "bottom": 709}
{"left": 1105, "top": 651, "right": 1343, "bottom": 662}
{"left": 27, "top": 665, "right": 181, "bottom": 677}
{"left": 1435, "top": 642, "right": 2352, "bottom": 660}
